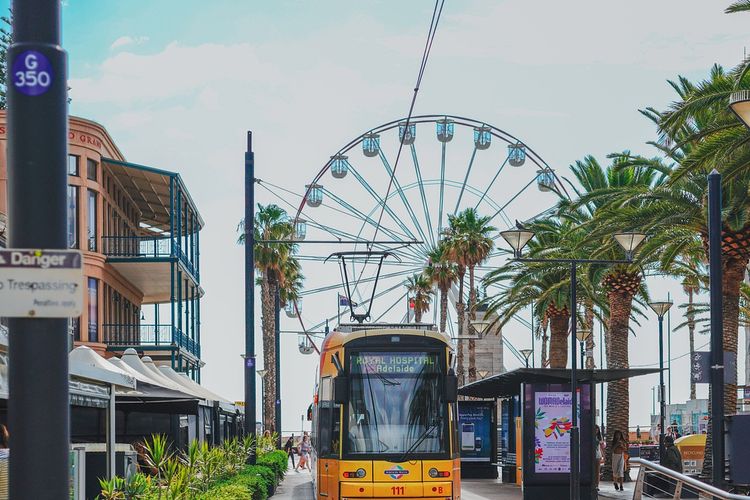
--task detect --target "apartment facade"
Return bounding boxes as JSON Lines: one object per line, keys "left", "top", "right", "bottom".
{"left": 0, "top": 113, "right": 204, "bottom": 379}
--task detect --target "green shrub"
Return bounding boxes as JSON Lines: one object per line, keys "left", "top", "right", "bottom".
{"left": 197, "top": 484, "right": 248, "bottom": 499}
{"left": 257, "top": 450, "right": 287, "bottom": 480}
{"left": 246, "top": 465, "right": 275, "bottom": 489}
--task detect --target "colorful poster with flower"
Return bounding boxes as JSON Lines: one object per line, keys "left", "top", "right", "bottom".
{"left": 534, "top": 391, "right": 573, "bottom": 473}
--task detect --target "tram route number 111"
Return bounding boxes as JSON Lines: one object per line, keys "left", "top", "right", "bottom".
{"left": 391, "top": 486, "right": 405, "bottom": 495}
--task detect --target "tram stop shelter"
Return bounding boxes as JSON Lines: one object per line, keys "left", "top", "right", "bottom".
{"left": 459, "top": 367, "right": 659, "bottom": 500}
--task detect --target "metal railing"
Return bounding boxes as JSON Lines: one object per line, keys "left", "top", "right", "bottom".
{"left": 101, "top": 236, "right": 198, "bottom": 279}
{"left": 102, "top": 323, "right": 200, "bottom": 358}
{"left": 631, "top": 458, "right": 746, "bottom": 499}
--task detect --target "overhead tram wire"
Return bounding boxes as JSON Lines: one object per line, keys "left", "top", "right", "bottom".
{"left": 369, "top": 0, "right": 445, "bottom": 248}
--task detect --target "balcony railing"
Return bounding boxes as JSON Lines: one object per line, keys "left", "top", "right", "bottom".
{"left": 102, "top": 323, "right": 200, "bottom": 358}
{"left": 101, "top": 236, "right": 198, "bottom": 279}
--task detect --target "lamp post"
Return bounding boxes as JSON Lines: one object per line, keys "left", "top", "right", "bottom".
{"left": 499, "top": 228, "right": 645, "bottom": 500}
{"left": 729, "top": 90, "right": 750, "bottom": 129}
{"left": 257, "top": 369, "right": 267, "bottom": 431}
{"left": 648, "top": 300, "right": 672, "bottom": 463}
{"left": 470, "top": 320, "right": 492, "bottom": 338}
{"left": 477, "top": 370, "right": 490, "bottom": 380}
{"left": 520, "top": 348, "right": 533, "bottom": 368}
{"left": 576, "top": 329, "right": 591, "bottom": 370}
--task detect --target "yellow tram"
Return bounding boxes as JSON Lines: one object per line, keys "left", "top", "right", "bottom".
{"left": 310, "top": 323, "right": 461, "bottom": 500}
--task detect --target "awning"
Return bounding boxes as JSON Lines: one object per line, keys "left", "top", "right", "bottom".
{"left": 158, "top": 366, "right": 231, "bottom": 403}
{"left": 69, "top": 346, "right": 136, "bottom": 389}
{"left": 458, "top": 368, "right": 660, "bottom": 399}
{"left": 101, "top": 158, "right": 204, "bottom": 234}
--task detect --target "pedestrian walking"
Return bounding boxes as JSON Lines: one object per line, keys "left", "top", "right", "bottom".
{"left": 296, "top": 434, "right": 311, "bottom": 472}
{"left": 284, "top": 433, "right": 296, "bottom": 469}
{"left": 662, "top": 435, "right": 683, "bottom": 474}
{"left": 0, "top": 425, "right": 9, "bottom": 500}
{"left": 611, "top": 430, "right": 628, "bottom": 491}
{"left": 594, "top": 425, "right": 605, "bottom": 491}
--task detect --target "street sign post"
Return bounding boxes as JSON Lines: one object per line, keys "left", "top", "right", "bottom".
{"left": 0, "top": 249, "right": 83, "bottom": 317}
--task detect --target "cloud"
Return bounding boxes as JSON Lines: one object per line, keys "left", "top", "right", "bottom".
{"left": 110, "top": 35, "right": 149, "bottom": 50}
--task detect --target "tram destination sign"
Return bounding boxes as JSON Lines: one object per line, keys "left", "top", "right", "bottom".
{"left": 0, "top": 249, "right": 83, "bottom": 317}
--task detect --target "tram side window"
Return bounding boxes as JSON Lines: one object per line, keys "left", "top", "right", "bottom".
{"left": 317, "top": 377, "right": 341, "bottom": 457}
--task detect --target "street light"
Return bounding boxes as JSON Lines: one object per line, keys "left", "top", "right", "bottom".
{"left": 257, "top": 369, "right": 268, "bottom": 431}
{"left": 729, "top": 90, "right": 750, "bottom": 129}
{"left": 499, "top": 228, "right": 645, "bottom": 499}
{"left": 519, "top": 348, "right": 533, "bottom": 368}
{"left": 576, "top": 328, "right": 591, "bottom": 370}
{"left": 648, "top": 300, "right": 672, "bottom": 463}
{"left": 477, "top": 370, "right": 490, "bottom": 380}
{"left": 470, "top": 320, "right": 492, "bottom": 339}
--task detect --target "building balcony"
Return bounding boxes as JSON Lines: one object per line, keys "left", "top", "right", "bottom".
{"left": 102, "top": 323, "right": 200, "bottom": 360}
{"left": 102, "top": 236, "right": 203, "bottom": 304}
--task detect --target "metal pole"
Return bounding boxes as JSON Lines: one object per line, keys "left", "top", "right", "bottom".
{"left": 531, "top": 303, "right": 535, "bottom": 368}
{"left": 667, "top": 291, "right": 672, "bottom": 404}
{"left": 652, "top": 387, "right": 655, "bottom": 416}
{"left": 708, "top": 170, "right": 725, "bottom": 487}
{"left": 7, "top": 1, "right": 70, "bottom": 497}
{"left": 244, "top": 131, "right": 257, "bottom": 464}
{"left": 570, "top": 261, "right": 580, "bottom": 500}
{"left": 275, "top": 287, "right": 281, "bottom": 448}
{"left": 658, "top": 315, "right": 666, "bottom": 463}
{"left": 599, "top": 321, "right": 605, "bottom": 435}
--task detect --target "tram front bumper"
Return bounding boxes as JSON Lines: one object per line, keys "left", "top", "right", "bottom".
{"left": 340, "top": 481, "right": 453, "bottom": 498}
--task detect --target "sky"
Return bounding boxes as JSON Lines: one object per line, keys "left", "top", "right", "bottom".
{"left": 9, "top": 0, "right": 750, "bottom": 432}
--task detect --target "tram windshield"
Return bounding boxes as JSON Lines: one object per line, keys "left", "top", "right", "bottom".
{"left": 346, "top": 351, "right": 447, "bottom": 456}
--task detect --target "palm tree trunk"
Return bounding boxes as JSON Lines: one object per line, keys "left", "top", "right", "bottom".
{"left": 541, "top": 315, "right": 549, "bottom": 367}
{"left": 260, "top": 276, "right": 277, "bottom": 433}
{"left": 547, "top": 305, "right": 569, "bottom": 369}
{"left": 602, "top": 280, "right": 638, "bottom": 481}
{"left": 701, "top": 254, "right": 747, "bottom": 479}
{"left": 456, "top": 270, "right": 466, "bottom": 386}
{"left": 688, "top": 289, "right": 696, "bottom": 400}
{"left": 468, "top": 265, "right": 477, "bottom": 383}
{"left": 440, "top": 286, "right": 448, "bottom": 333}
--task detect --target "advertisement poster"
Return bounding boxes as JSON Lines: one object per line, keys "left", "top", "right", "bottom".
{"left": 534, "top": 391, "right": 573, "bottom": 473}
{"left": 458, "top": 401, "right": 493, "bottom": 462}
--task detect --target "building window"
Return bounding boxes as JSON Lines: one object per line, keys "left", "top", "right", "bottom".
{"left": 67, "top": 186, "right": 78, "bottom": 249}
{"left": 87, "top": 190, "right": 97, "bottom": 251}
{"left": 86, "top": 159, "right": 98, "bottom": 182}
{"left": 88, "top": 278, "right": 98, "bottom": 342}
{"left": 68, "top": 155, "right": 79, "bottom": 176}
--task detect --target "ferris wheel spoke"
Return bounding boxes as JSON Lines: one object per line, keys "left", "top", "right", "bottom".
{"left": 474, "top": 155, "right": 510, "bottom": 211}
{"left": 320, "top": 188, "right": 413, "bottom": 243}
{"left": 299, "top": 267, "right": 417, "bottom": 297}
{"left": 373, "top": 292, "right": 409, "bottom": 323}
{"left": 438, "top": 141, "right": 447, "bottom": 236}
{"left": 488, "top": 174, "right": 538, "bottom": 225}
{"left": 453, "top": 146, "right": 478, "bottom": 215}
{"left": 377, "top": 150, "right": 429, "bottom": 244}
{"left": 409, "top": 144, "right": 435, "bottom": 247}
{"left": 347, "top": 164, "right": 419, "bottom": 241}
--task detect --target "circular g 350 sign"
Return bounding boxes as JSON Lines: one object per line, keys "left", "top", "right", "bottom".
{"left": 13, "top": 51, "right": 53, "bottom": 96}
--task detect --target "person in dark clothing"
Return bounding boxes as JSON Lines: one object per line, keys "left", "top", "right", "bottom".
{"left": 662, "top": 435, "right": 683, "bottom": 474}
{"left": 284, "top": 434, "right": 296, "bottom": 469}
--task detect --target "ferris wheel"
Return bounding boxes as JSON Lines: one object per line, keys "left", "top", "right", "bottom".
{"left": 265, "top": 115, "right": 563, "bottom": 355}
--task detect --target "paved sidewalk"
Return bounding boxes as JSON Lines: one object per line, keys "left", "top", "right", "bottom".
{"left": 274, "top": 464, "right": 314, "bottom": 499}
{"left": 461, "top": 478, "right": 522, "bottom": 499}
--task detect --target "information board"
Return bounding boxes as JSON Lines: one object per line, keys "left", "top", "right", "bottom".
{"left": 534, "top": 391, "right": 573, "bottom": 473}
{"left": 350, "top": 352, "right": 438, "bottom": 374}
{"left": 458, "top": 401, "right": 494, "bottom": 463}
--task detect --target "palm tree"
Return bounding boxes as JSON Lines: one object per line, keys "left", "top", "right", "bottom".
{"left": 424, "top": 242, "right": 458, "bottom": 333}
{"left": 406, "top": 273, "right": 433, "bottom": 323}
{"left": 238, "top": 204, "right": 297, "bottom": 433}
{"left": 444, "top": 215, "right": 469, "bottom": 384}
{"left": 726, "top": 0, "right": 750, "bottom": 13}
{"left": 604, "top": 62, "right": 750, "bottom": 477}
{"left": 455, "top": 208, "right": 495, "bottom": 382}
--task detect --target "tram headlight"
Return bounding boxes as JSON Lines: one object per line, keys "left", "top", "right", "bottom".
{"left": 356, "top": 468, "right": 366, "bottom": 478}
{"left": 429, "top": 467, "right": 439, "bottom": 478}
